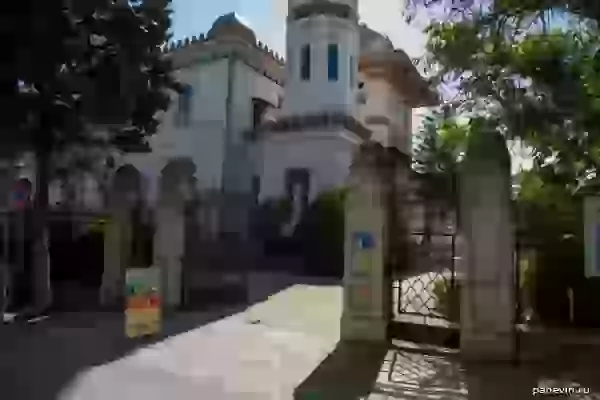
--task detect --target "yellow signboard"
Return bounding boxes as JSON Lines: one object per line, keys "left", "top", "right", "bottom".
{"left": 125, "top": 267, "right": 162, "bottom": 338}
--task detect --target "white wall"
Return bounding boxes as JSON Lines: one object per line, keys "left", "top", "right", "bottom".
{"left": 125, "top": 58, "right": 229, "bottom": 192}
{"left": 258, "top": 131, "right": 359, "bottom": 201}
{"left": 225, "top": 61, "right": 283, "bottom": 193}
{"left": 232, "top": 60, "right": 283, "bottom": 144}
{"left": 124, "top": 55, "right": 284, "bottom": 199}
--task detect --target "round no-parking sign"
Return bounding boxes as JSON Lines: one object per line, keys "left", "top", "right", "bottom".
{"left": 12, "top": 181, "right": 31, "bottom": 210}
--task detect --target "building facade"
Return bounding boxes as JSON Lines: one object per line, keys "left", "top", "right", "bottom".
{"left": 23, "top": 2, "right": 435, "bottom": 235}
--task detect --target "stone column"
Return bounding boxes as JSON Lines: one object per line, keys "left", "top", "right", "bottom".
{"left": 341, "top": 144, "right": 388, "bottom": 342}
{"left": 154, "top": 158, "right": 196, "bottom": 308}
{"left": 100, "top": 165, "right": 140, "bottom": 307}
{"left": 459, "top": 130, "right": 516, "bottom": 361}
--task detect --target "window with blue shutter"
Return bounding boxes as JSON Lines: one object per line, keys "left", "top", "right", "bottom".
{"left": 175, "top": 85, "right": 193, "bottom": 127}
{"left": 328, "top": 44, "right": 339, "bottom": 81}
{"left": 349, "top": 55, "right": 354, "bottom": 88}
{"left": 301, "top": 44, "right": 311, "bottom": 81}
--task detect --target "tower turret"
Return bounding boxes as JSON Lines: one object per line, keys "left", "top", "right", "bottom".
{"left": 282, "top": 0, "right": 360, "bottom": 116}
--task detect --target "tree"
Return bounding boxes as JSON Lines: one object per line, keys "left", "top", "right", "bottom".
{"left": 413, "top": 108, "right": 467, "bottom": 245}
{"left": 406, "top": 0, "right": 600, "bottom": 324}
{"left": 2, "top": 0, "right": 180, "bottom": 314}
{"left": 405, "top": 0, "right": 600, "bottom": 193}
{"left": 413, "top": 108, "right": 467, "bottom": 189}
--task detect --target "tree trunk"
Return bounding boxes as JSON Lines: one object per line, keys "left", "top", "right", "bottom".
{"left": 31, "top": 147, "right": 52, "bottom": 312}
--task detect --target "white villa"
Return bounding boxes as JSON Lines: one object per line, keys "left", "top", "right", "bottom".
{"left": 20, "top": 0, "right": 436, "bottom": 235}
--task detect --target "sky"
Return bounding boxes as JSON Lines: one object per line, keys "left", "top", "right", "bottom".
{"left": 170, "top": 0, "right": 428, "bottom": 59}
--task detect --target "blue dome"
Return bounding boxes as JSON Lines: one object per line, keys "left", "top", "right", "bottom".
{"left": 207, "top": 12, "right": 257, "bottom": 44}
{"left": 213, "top": 12, "right": 240, "bottom": 26}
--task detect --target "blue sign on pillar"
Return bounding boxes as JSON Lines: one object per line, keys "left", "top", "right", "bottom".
{"left": 353, "top": 231, "right": 375, "bottom": 250}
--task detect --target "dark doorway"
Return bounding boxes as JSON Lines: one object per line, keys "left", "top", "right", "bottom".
{"left": 49, "top": 213, "right": 106, "bottom": 311}
{"left": 1, "top": 210, "right": 34, "bottom": 312}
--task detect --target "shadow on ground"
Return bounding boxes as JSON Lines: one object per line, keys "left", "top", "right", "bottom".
{"left": 294, "top": 340, "right": 600, "bottom": 400}
{"left": 294, "top": 341, "right": 389, "bottom": 399}
{"left": 0, "top": 270, "right": 340, "bottom": 400}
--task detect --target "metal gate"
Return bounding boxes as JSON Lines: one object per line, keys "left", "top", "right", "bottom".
{"left": 388, "top": 172, "right": 460, "bottom": 347}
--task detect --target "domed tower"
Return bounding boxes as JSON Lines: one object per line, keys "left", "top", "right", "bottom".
{"left": 282, "top": 0, "right": 360, "bottom": 116}
{"left": 206, "top": 12, "right": 257, "bottom": 45}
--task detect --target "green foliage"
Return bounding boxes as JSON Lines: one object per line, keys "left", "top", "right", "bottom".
{"left": 407, "top": 0, "right": 600, "bottom": 326}
{"left": 517, "top": 169, "right": 582, "bottom": 243}
{"left": 413, "top": 108, "right": 467, "bottom": 177}
{"left": 519, "top": 254, "right": 535, "bottom": 294}
{"left": 408, "top": 0, "right": 600, "bottom": 189}
{"left": 310, "top": 188, "right": 348, "bottom": 246}
{"left": 515, "top": 168, "right": 593, "bottom": 325}
{"left": 413, "top": 109, "right": 467, "bottom": 214}
{"left": 2, "top": 0, "right": 179, "bottom": 309}
{"left": 3, "top": 0, "right": 179, "bottom": 158}
{"left": 297, "top": 188, "right": 348, "bottom": 277}
{"left": 276, "top": 198, "right": 293, "bottom": 220}
{"left": 432, "top": 278, "right": 460, "bottom": 323}
{"left": 254, "top": 197, "right": 292, "bottom": 241}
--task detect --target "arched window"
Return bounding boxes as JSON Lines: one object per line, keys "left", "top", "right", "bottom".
{"left": 300, "top": 44, "right": 311, "bottom": 81}
{"left": 328, "top": 44, "right": 339, "bottom": 81}
{"left": 252, "top": 98, "right": 271, "bottom": 129}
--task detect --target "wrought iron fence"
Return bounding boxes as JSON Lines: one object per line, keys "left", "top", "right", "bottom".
{"left": 389, "top": 169, "right": 460, "bottom": 326}
{"left": 394, "top": 230, "right": 459, "bottom": 323}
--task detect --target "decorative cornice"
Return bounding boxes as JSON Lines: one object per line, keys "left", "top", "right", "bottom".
{"left": 288, "top": 1, "right": 358, "bottom": 22}
{"left": 246, "top": 112, "right": 372, "bottom": 141}
{"left": 165, "top": 32, "right": 285, "bottom": 65}
{"left": 166, "top": 40, "right": 286, "bottom": 86}
{"left": 164, "top": 32, "right": 286, "bottom": 85}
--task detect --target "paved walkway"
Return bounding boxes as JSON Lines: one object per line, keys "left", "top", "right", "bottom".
{"left": 2, "top": 272, "right": 600, "bottom": 400}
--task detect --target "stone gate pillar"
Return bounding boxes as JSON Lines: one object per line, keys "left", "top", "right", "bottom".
{"left": 154, "top": 158, "right": 196, "bottom": 308}
{"left": 459, "top": 130, "right": 516, "bottom": 360}
{"left": 100, "top": 165, "right": 141, "bottom": 307}
{"left": 341, "top": 144, "right": 388, "bottom": 342}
